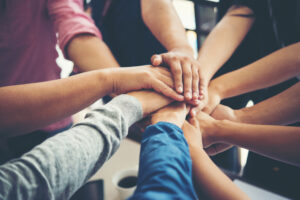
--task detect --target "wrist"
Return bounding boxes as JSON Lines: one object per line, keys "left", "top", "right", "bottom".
{"left": 189, "top": 145, "right": 206, "bottom": 159}
{"left": 214, "top": 119, "right": 233, "bottom": 143}
{"left": 235, "top": 107, "right": 254, "bottom": 124}
{"left": 97, "top": 69, "right": 114, "bottom": 94}
{"left": 169, "top": 45, "right": 194, "bottom": 56}
{"left": 209, "top": 80, "right": 225, "bottom": 100}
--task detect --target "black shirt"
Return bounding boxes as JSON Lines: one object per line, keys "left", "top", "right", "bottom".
{"left": 218, "top": 0, "right": 300, "bottom": 47}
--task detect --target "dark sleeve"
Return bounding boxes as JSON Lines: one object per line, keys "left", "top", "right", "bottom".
{"left": 128, "top": 122, "right": 198, "bottom": 200}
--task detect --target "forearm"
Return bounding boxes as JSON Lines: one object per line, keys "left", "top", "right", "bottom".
{"left": 48, "top": 0, "right": 118, "bottom": 71}
{"left": 190, "top": 147, "right": 249, "bottom": 200}
{"left": 197, "top": 6, "right": 254, "bottom": 82}
{"left": 215, "top": 120, "right": 300, "bottom": 166}
{"left": 0, "top": 95, "right": 143, "bottom": 200}
{"left": 130, "top": 122, "right": 197, "bottom": 199}
{"left": 67, "top": 34, "right": 119, "bottom": 72}
{"left": 236, "top": 82, "right": 300, "bottom": 125}
{"left": 211, "top": 42, "right": 300, "bottom": 99}
{"left": 0, "top": 70, "right": 112, "bottom": 137}
{"left": 141, "top": 0, "right": 193, "bottom": 54}
{"left": 127, "top": 90, "right": 173, "bottom": 117}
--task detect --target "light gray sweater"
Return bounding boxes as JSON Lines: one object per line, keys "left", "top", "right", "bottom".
{"left": 0, "top": 95, "right": 143, "bottom": 200}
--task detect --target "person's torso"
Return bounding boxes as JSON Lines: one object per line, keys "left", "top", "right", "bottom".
{"left": 0, "top": 0, "right": 71, "bottom": 132}
{"left": 0, "top": 0, "right": 61, "bottom": 87}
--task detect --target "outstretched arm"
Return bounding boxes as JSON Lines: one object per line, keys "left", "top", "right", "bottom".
{"left": 129, "top": 103, "right": 198, "bottom": 199}
{"left": 0, "top": 66, "right": 181, "bottom": 137}
{"left": 182, "top": 118, "right": 249, "bottom": 200}
{"left": 142, "top": 0, "right": 202, "bottom": 103}
{"left": 190, "top": 5, "right": 255, "bottom": 113}
{"left": 197, "top": 5, "right": 255, "bottom": 83}
{"left": 204, "top": 42, "right": 300, "bottom": 113}
{"left": 199, "top": 112, "right": 300, "bottom": 167}
{"left": 0, "top": 95, "right": 143, "bottom": 200}
{"left": 211, "top": 82, "right": 300, "bottom": 125}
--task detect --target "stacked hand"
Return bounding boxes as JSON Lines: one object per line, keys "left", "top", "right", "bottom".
{"left": 151, "top": 102, "right": 190, "bottom": 128}
{"left": 151, "top": 49, "right": 208, "bottom": 106}
{"left": 111, "top": 65, "right": 184, "bottom": 101}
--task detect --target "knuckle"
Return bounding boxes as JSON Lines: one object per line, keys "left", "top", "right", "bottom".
{"left": 182, "top": 56, "right": 190, "bottom": 62}
{"left": 144, "top": 71, "right": 153, "bottom": 79}
{"left": 183, "top": 69, "right": 192, "bottom": 77}
{"left": 173, "top": 67, "right": 182, "bottom": 74}
{"left": 192, "top": 69, "right": 199, "bottom": 79}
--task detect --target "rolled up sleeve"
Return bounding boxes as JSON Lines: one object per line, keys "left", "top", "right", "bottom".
{"left": 47, "top": 0, "right": 102, "bottom": 56}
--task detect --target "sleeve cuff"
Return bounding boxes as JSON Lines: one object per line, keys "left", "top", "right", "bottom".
{"left": 106, "top": 94, "right": 143, "bottom": 127}
{"left": 143, "top": 122, "right": 183, "bottom": 141}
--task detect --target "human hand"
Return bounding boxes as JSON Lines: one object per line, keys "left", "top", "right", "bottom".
{"left": 191, "top": 111, "right": 233, "bottom": 156}
{"left": 211, "top": 104, "right": 239, "bottom": 122}
{"left": 189, "top": 84, "right": 220, "bottom": 117}
{"left": 151, "top": 102, "right": 190, "bottom": 128}
{"left": 151, "top": 49, "right": 207, "bottom": 105}
{"left": 182, "top": 118, "right": 203, "bottom": 150}
{"left": 111, "top": 65, "right": 184, "bottom": 101}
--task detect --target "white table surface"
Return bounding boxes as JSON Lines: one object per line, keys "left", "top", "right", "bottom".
{"left": 89, "top": 138, "right": 141, "bottom": 200}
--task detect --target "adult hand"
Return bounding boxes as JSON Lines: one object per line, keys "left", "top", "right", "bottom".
{"left": 111, "top": 65, "right": 184, "bottom": 101}
{"left": 211, "top": 104, "right": 239, "bottom": 122}
{"left": 151, "top": 102, "right": 190, "bottom": 128}
{"left": 189, "top": 84, "right": 220, "bottom": 117}
{"left": 202, "top": 85, "right": 222, "bottom": 114}
{"left": 192, "top": 111, "right": 233, "bottom": 156}
{"left": 151, "top": 49, "right": 207, "bottom": 105}
{"left": 182, "top": 118, "right": 203, "bottom": 150}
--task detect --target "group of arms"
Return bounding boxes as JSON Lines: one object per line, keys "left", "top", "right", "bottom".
{"left": 0, "top": 1, "right": 300, "bottom": 199}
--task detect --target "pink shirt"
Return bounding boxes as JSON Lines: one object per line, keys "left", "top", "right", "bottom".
{"left": 0, "top": 0, "right": 101, "bottom": 132}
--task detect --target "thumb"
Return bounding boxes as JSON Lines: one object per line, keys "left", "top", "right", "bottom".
{"left": 151, "top": 54, "right": 163, "bottom": 66}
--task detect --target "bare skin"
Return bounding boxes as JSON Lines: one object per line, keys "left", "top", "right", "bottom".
{"left": 150, "top": 102, "right": 249, "bottom": 200}
{"left": 196, "top": 111, "right": 300, "bottom": 167}
{"left": 151, "top": 102, "right": 249, "bottom": 200}
{"left": 0, "top": 66, "right": 182, "bottom": 137}
{"left": 212, "top": 82, "right": 300, "bottom": 126}
{"left": 201, "top": 42, "right": 300, "bottom": 114}
{"left": 182, "top": 118, "right": 250, "bottom": 200}
{"left": 190, "top": 5, "right": 255, "bottom": 114}
{"left": 142, "top": 0, "right": 201, "bottom": 103}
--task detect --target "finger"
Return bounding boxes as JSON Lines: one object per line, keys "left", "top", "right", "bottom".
{"left": 158, "top": 73, "right": 175, "bottom": 88}
{"left": 154, "top": 66, "right": 171, "bottom": 77}
{"left": 151, "top": 54, "right": 163, "bottom": 66}
{"left": 190, "top": 106, "right": 201, "bottom": 117}
{"left": 191, "top": 65, "right": 199, "bottom": 100}
{"left": 198, "top": 82, "right": 207, "bottom": 100}
{"left": 167, "top": 59, "right": 183, "bottom": 94}
{"left": 186, "top": 99, "right": 200, "bottom": 106}
{"left": 182, "top": 61, "right": 193, "bottom": 101}
{"left": 152, "top": 80, "right": 184, "bottom": 101}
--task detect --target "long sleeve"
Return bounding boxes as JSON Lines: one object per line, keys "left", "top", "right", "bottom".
{"left": 0, "top": 95, "right": 142, "bottom": 200}
{"left": 129, "top": 122, "right": 198, "bottom": 200}
{"left": 47, "top": 0, "right": 102, "bottom": 56}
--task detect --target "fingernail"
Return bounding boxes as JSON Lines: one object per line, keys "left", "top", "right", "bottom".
{"left": 194, "top": 99, "right": 200, "bottom": 105}
{"left": 185, "top": 92, "right": 192, "bottom": 100}
{"left": 193, "top": 92, "right": 198, "bottom": 99}
{"left": 191, "top": 110, "right": 196, "bottom": 116}
{"left": 177, "top": 87, "right": 183, "bottom": 93}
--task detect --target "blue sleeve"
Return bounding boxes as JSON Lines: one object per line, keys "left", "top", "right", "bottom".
{"left": 128, "top": 122, "right": 198, "bottom": 200}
